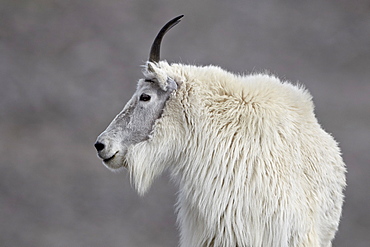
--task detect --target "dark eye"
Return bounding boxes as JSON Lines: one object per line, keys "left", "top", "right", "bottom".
{"left": 139, "top": 93, "right": 151, "bottom": 102}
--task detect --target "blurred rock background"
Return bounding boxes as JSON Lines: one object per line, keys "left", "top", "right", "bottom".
{"left": 1, "top": 0, "right": 369, "bottom": 246}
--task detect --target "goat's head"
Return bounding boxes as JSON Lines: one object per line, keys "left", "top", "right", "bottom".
{"left": 94, "top": 16, "right": 183, "bottom": 171}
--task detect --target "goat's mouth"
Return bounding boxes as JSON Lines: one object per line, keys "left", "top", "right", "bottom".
{"left": 103, "top": 151, "right": 119, "bottom": 163}
{"left": 101, "top": 151, "right": 127, "bottom": 171}
{"left": 103, "top": 152, "right": 118, "bottom": 163}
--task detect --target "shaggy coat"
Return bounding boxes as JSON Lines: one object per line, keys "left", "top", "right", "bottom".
{"left": 125, "top": 61, "right": 346, "bottom": 247}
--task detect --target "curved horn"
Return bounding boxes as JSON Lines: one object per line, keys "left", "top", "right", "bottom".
{"left": 149, "top": 15, "right": 184, "bottom": 63}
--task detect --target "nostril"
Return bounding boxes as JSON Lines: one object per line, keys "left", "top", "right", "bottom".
{"left": 94, "top": 142, "right": 105, "bottom": 152}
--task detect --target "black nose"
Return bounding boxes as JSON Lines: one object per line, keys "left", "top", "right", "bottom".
{"left": 94, "top": 142, "right": 105, "bottom": 152}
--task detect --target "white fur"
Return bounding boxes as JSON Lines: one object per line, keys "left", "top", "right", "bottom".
{"left": 126, "top": 61, "right": 346, "bottom": 247}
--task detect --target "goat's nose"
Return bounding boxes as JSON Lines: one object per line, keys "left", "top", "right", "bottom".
{"left": 94, "top": 142, "right": 105, "bottom": 152}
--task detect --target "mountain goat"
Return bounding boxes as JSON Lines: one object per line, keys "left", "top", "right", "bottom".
{"left": 95, "top": 15, "right": 346, "bottom": 247}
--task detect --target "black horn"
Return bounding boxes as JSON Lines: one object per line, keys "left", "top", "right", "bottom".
{"left": 149, "top": 15, "right": 184, "bottom": 63}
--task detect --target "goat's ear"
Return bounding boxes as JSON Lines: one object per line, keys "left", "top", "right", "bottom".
{"left": 143, "top": 61, "right": 160, "bottom": 76}
{"left": 143, "top": 62, "right": 170, "bottom": 90}
{"left": 147, "top": 62, "right": 155, "bottom": 73}
{"left": 142, "top": 62, "right": 157, "bottom": 79}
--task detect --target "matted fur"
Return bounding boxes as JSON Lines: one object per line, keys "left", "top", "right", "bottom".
{"left": 124, "top": 61, "right": 346, "bottom": 247}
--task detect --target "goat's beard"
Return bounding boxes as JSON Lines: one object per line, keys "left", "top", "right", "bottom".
{"left": 126, "top": 142, "right": 168, "bottom": 196}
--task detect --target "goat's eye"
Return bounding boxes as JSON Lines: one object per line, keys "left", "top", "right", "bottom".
{"left": 139, "top": 93, "right": 151, "bottom": 102}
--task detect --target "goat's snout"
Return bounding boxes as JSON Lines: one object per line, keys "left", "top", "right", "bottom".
{"left": 94, "top": 136, "right": 124, "bottom": 170}
{"left": 94, "top": 141, "right": 105, "bottom": 152}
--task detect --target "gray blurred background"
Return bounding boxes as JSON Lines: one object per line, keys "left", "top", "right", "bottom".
{"left": 1, "top": 0, "right": 369, "bottom": 246}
